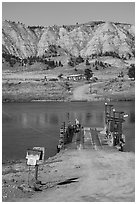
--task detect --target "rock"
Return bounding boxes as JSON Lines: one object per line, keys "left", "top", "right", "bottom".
{"left": 18, "top": 184, "right": 33, "bottom": 192}
{"left": 2, "top": 20, "right": 134, "bottom": 59}
{"left": 3, "top": 180, "right": 7, "bottom": 184}
{"left": 11, "top": 178, "right": 15, "bottom": 182}
{"left": 33, "top": 183, "right": 42, "bottom": 192}
{"left": 75, "top": 165, "right": 80, "bottom": 168}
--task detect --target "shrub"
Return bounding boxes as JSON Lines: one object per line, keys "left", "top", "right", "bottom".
{"left": 86, "top": 58, "right": 90, "bottom": 66}
{"left": 68, "top": 57, "right": 75, "bottom": 67}
{"left": 127, "top": 64, "right": 135, "bottom": 80}
{"left": 84, "top": 68, "right": 93, "bottom": 81}
{"left": 76, "top": 55, "right": 84, "bottom": 64}
{"left": 58, "top": 74, "right": 63, "bottom": 78}
{"left": 49, "top": 78, "right": 58, "bottom": 81}
{"left": 68, "top": 55, "right": 84, "bottom": 67}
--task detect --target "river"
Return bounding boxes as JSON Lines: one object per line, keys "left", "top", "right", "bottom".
{"left": 2, "top": 101, "right": 135, "bottom": 163}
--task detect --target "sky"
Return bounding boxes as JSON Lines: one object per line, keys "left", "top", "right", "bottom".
{"left": 2, "top": 2, "right": 135, "bottom": 27}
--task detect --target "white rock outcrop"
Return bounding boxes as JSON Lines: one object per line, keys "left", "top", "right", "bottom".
{"left": 2, "top": 20, "right": 135, "bottom": 59}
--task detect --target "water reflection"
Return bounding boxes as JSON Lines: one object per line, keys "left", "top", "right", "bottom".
{"left": 19, "top": 111, "right": 105, "bottom": 128}
{"left": 39, "top": 114, "right": 46, "bottom": 126}
{"left": 5, "top": 105, "right": 135, "bottom": 129}
{"left": 96, "top": 112, "right": 104, "bottom": 124}
{"left": 22, "top": 113, "right": 28, "bottom": 128}
{"left": 49, "top": 114, "right": 59, "bottom": 125}
{"left": 2, "top": 101, "right": 135, "bottom": 162}
{"left": 85, "top": 113, "right": 92, "bottom": 123}
{"left": 129, "top": 112, "right": 135, "bottom": 123}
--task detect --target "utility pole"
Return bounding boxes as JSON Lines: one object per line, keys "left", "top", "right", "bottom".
{"left": 104, "top": 103, "right": 113, "bottom": 129}
{"left": 89, "top": 83, "right": 92, "bottom": 93}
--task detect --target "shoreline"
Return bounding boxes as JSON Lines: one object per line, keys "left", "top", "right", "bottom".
{"left": 2, "top": 97, "right": 135, "bottom": 103}
{"left": 2, "top": 120, "right": 135, "bottom": 201}
{"left": 2, "top": 146, "right": 135, "bottom": 202}
{"left": 2, "top": 142, "right": 135, "bottom": 167}
{"left": 2, "top": 72, "right": 135, "bottom": 103}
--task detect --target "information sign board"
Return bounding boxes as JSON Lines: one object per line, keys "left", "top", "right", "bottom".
{"left": 33, "top": 147, "right": 45, "bottom": 165}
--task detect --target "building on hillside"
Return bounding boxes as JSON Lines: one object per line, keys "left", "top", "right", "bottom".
{"left": 66, "top": 74, "right": 85, "bottom": 81}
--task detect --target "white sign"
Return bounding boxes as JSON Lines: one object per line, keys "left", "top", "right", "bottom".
{"left": 33, "top": 147, "right": 45, "bottom": 165}
{"left": 26, "top": 149, "right": 41, "bottom": 166}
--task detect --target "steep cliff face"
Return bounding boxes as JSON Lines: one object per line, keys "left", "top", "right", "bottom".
{"left": 2, "top": 20, "right": 135, "bottom": 59}
{"left": 80, "top": 22, "right": 135, "bottom": 58}
{"left": 2, "top": 20, "right": 39, "bottom": 58}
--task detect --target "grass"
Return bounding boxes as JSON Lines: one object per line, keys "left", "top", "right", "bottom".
{"left": 2, "top": 58, "right": 135, "bottom": 102}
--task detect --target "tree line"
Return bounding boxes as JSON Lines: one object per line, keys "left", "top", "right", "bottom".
{"left": 2, "top": 53, "right": 63, "bottom": 69}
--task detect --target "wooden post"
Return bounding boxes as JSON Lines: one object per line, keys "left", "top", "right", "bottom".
{"left": 67, "top": 112, "right": 70, "bottom": 121}
{"left": 112, "top": 109, "right": 116, "bottom": 146}
{"left": 63, "top": 122, "right": 65, "bottom": 149}
{"left": 109, "top": 106, "right": 113, "bottom": 119}
{"left": 90, "top": 83, "right": 92, "bottom": 93}
{"left": 35, "top": 164, "right": 38, "bottom": 182}
{"left": 104, "top": 103, "right": 107, "bottom": 125}
{"left": 114, "top": 111, "right": 124, "bottom": 145}
{"left": 104, "top": 104, "right": 113, "bottom": 136}
{"left": 118, "top": 113, "right": 121, "bottom": 143}
{"left": 119, "top": 113, "right": 123, "bottom": 140}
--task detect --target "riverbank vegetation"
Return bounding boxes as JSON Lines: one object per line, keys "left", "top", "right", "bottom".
{"left": 2, "top": 55, "right": 135, "bottom": 102}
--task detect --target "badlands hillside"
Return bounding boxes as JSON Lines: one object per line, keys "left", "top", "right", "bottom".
{"left": 2, "top": 20, "right": 135, "bottom": 59}
{"left": 2, "top": 20, "right": 135, "bottom": 102}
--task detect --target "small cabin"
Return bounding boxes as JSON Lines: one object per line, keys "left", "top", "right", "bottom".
{"left": 67, "top": 74, "right": 85, "bottom": 81}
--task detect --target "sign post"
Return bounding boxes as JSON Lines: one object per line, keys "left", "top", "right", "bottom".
{"left": 26, "top": 147, "right": 45, "bottom": 186}
{"left": 35, "top": 164, "right": 39, "bottom": 183}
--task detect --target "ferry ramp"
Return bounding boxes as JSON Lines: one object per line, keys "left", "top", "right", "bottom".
{"left": 84, "top": 127, "right": 102, "bottom": 150}
{"left": 65, "top": 127, "right": 102, "bottom": 150}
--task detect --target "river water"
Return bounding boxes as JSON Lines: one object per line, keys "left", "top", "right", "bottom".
{"left": 2, "top": 101, "right": 135, "bottom": 163}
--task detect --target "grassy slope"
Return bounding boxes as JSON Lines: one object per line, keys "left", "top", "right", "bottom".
{"left": 2, "top": 57, "right": 135, "bottom": 102}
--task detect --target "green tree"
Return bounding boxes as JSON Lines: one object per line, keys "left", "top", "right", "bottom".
{"left": 58, "top": 73, "right": 63, "bottom": 79}
{"left": 76, "top": 55, "right": 84, "bottom": 64}
{"left": 86, "top": 58, "right": 90, "bottom": 66}
{"left": 55, "top": 61, "right": 58, "bottom": 67}
{"left": 59, "top": 61, "right": 63, "bottom": 67}
{"left": 68, "top": 57, "right": 75, "bottom": 67}
{"left": 48, "top": 60, "right": 55, "bottom": 68}
{"left": 118, "top": 71, "right": 124, "bottom": 78}
{"left": 9, "top": 58, "right": 16, "bottom": 67}
{"left": 84, "top": 68, "right": 93, "bottom": 81}
{"left": 68, "top": 55, "right": 84, "bottom": 67}
{"left": 127, "top": 64, "right": 135, "bottom": 80}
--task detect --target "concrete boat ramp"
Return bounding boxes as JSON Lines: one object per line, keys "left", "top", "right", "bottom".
{"left": 85, "top": 128, "right": 102, "bottom": 149}
{"left": 63, "top": 127, "right": 102, "bottom": 150}
{"left": 65, "top": 127, "right": 110, "bottom": 151}
{"left": 17, "top": 129, "right": 134, "bottom": 202}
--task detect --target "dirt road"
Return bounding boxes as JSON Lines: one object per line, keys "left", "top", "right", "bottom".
{"left": 17, "top": 148, "right": 135, "bottom": 202}
{"left": 71, "top": 82, "right": 104, "bottom": 101}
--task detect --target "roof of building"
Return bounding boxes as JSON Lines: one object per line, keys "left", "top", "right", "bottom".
{"left": 67, "top": 74, "right": 84, "bottom": 77}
